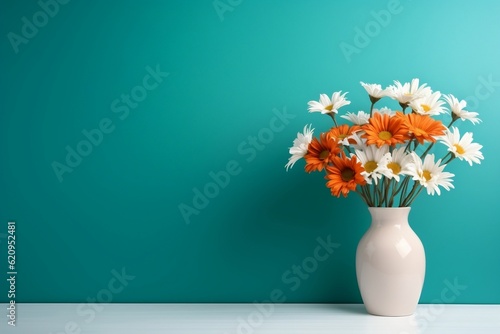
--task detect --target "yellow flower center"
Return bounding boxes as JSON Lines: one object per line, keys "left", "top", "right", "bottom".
{"left": 319, "top": 150, "right": 330, "bottom": 160}
{"left": 378, "top": 131, "right": 393, "bottom": 140}
{"left": 341, "top": 168, "right": 355, "bottom": 182}
{"left": 454, "top": 144, "right": 465, "bottom": 155}
{"left": 387, "top": 162, "right": 401, "bottom": 175}
{"left": 422, "top": 170, "right": 432, "bottom": 181}
{"left": 364, "top": 161, "right": 378, "bottom": 173}
{"left": 338, "top": 134, "right": 347, "bottom": 139}
{"left": 421, "top": 104, "right": 431, "bottom": 112}
{"left": 325, "top": 104, "right": 334, "bottom": 111}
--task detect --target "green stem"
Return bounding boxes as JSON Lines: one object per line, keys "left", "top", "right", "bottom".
{"left": 398, "top": 175, "right": 412, "bottom": 205}
{"left": 361, "top": 185, "right": 373, "bottom": 207}
{"left": 447, "top": 118, "right": 457, "bottom": 128}
{"left": 443, "top": 154, "right": 456, "bottom": 165}
{"left": 420, "top": 142, "right": 434, "bottom": 159}
{"left": 371, "top": 182, "right": 377, "bottom": 207}
{"left": 388, "top": 178, "right": 399, "bottom": 207}
{"left": 404, "top": 186, "right": 424, "bottom": 207}
{"left": 381, "top": 178, "right": 390, "bottom": 207}
{"left": 355, "top": 187, "right": 370, "bottom": 206}
{"left": 401, "top": 181, "right": 420, "bottom": 207}
{"left": 404, "top": 139, "right": 415, "bottom": 153}
{"left": 375, "top": 180, "right": 385, "bottom": 207}
{"left": 328, "top": 113, "right": 338, "bottom": 127}
{"left": 413, "top": 140, "right": 419, "bottom": 151}
{"left": 375, "top": 179, "right": 382, "bottom": 207}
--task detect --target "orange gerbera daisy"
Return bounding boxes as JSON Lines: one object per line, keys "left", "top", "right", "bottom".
{"left": 362, "top": 113, "right": 409, "bottom": 147}
{"left": 329, "top": 124, "right": 361, "bottom": 145}
{"left": 304, "top": 133, "right": 341, "bottom": 172}
{"left": 399, "top": 112, "right": 446, "bottom": 144}
{"left": 325, "top": 155, "right": 366, "bottom": 198}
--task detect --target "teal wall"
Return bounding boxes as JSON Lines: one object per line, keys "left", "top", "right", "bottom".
{"left": 1, "top": 0, "right": 499, "bottom": 304}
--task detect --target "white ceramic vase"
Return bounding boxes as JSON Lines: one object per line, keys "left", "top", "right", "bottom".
{"left": 356, "top": 207, "right": 425, "bottom": 316}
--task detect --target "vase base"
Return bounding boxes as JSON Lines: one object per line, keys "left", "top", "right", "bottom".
{"left": 364, "top": 307, "right": 415, "bottom": 317}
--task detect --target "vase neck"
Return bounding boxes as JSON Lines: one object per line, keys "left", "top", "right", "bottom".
{"left": 368, "top": 207, "right": 411, "bottom": 227}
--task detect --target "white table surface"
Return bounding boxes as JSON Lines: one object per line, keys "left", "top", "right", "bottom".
{"left": 2, "top": 303, "right": 499, "bottom": 334}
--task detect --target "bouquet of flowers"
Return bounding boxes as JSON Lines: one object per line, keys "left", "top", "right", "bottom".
{"left": 285, "top": 79, "right": 484, "bottom": 207}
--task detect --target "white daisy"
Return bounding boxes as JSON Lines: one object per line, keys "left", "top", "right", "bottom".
{"left": 438, "top": 126, "right": 484, "bottom": 166}
{"left": 360, "top": 82, "right": 389, "bottom": 100}
{"left": 373, "top": 106, "right": 395, "bottom": 117}
{"left": 285, "top": 124, "right": 314, "bottom": 170}
{"left": 409, "top": 91, "right": 447, "bottom": 116}
{"left": 407, "top": 153, "right": 455, "bottom": 196}
{"left": 380, "top": 148, "right": 413, "bottom": 182}
{"left": 354, "top": 145, "right": 390, "bottom": 185}
{"left": 388, "top": 78, "right": 432, "bottom": 105}
{"left": 347, "top": 131, "right": 367, "bottom": 151}
{"left": 340, "top": 111, "right": 370, "bottom": 125}
{"left": 308, "top": 91, "right": 351, "bottom": 114}
{"left": 443, "top": 94, "right": 481, "bottom": 124}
